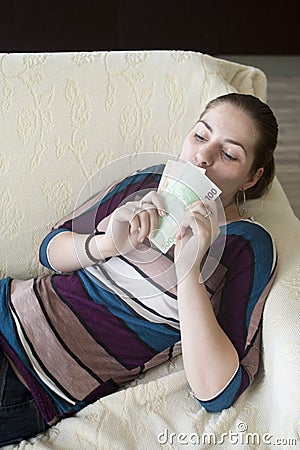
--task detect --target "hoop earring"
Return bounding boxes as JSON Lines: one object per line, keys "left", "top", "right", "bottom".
{"left": 236, "top": 189, "right": 246, "bottom": 217}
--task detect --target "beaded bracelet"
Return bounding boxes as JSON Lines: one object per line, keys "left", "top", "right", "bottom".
{"left": 84, "top": 230, "right": 104, "bottom": 264}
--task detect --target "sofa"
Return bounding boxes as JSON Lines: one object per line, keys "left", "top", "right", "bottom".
{"left": 0, "top": 50, "right": 299, "bottom": 449}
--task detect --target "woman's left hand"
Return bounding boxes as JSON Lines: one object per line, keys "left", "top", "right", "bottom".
{"left": 105, "top": 190, "right": 165, "bottom": 257}
{"left": 174, "top": 200, "right": 220, "bottom": 279}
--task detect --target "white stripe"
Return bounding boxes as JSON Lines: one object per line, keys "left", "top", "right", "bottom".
{"left": 10, "top": 307, "right": 76, "bottom": 405}
{"left": 86, "top": 258, "right": 180, "bottom": 329}
{"left": 98, "top": 257, "right": 179, "bottom": 317}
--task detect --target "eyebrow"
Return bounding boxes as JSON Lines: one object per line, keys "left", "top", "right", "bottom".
{"left": 199, "top": 120, "right": 247, "bottom": 155}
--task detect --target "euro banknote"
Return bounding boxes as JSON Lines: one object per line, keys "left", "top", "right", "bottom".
{"left": 150, "top": 160, "right": 222, "bottom": 253}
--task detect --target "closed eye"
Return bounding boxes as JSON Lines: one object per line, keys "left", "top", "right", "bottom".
{"left": 222, "top": 151, "right": 237, "bottom": 161}
{"left": 194, "top": 133, "right": 207, "bottom": 142}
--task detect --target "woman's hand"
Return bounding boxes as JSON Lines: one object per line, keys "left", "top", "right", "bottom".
{"left": 102, "top": 191, "right": 165, "bottom": 257}
{"left": 174, "top": 200, "right": 220, "bottom": 280}
{"left": 47, "top": 191, "right": 165, "bottom": 272}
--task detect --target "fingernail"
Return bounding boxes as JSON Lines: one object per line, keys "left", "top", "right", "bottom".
{"left": 159, "top": 209, "right": 165, "bottom": 217}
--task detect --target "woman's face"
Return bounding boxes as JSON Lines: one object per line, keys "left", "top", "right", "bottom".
{"left": 180, "top": 103, "right": 263, "bottom": 208}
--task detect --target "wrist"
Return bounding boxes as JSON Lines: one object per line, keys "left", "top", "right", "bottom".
{"left": 94, "top": 232, "right": 118, "bottom": 259}
{"left": 177, "top": 269, "right": 210, "bottom": 311}
{"left": 176, "top": 265, "right": 202, "bottom": 286}
{"left": 85, "top": 232, "right": 112, "bottom": 263}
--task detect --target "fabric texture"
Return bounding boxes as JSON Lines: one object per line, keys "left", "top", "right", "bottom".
{"left": 0, "top": 50, "right": 299, "bottom": 449}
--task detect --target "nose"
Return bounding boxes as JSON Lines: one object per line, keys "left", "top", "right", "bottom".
{"left": 194, "top": 141, "right": 216, "bottom": 168}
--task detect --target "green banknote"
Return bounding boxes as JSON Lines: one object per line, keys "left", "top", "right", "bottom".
{"left": 150, "top": 160, "right": 222, "bottom": 253}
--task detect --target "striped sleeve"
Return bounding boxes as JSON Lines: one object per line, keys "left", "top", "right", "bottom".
{"left": 196, "top": 220, "right": 277, "bottom": 412}
{"left": 39, "top": 229, "right": 71, "bottom": 270}
{"left": 39, "top": 164, "right": 164, "bottom": 269}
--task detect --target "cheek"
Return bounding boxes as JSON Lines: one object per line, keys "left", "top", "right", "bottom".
{"left": 179, "top": 150, "right": 187, "bottom": 162}
{"left": 179, "top": 148, "right": 189, "bottom": 160}
{"left": 180, "top": 137, "right": 194, "bottom": 159}
{"left": 212, "top": 168, "right": 244, "bottom": 192}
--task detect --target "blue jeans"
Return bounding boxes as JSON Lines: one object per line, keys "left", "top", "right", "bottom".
{"left": 0, "top": 350, "right": 48, "bottom": 446}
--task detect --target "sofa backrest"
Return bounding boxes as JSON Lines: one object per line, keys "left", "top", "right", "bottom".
{"left": 0, "top": 50, "right": 268, "bottom": 278}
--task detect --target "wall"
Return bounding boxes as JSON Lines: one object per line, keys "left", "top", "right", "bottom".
{"left": 0, "top": 0, "right": 299, "bottom": 54}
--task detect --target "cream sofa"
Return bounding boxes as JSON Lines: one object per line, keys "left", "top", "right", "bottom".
{"left": 1, "top": 51, "right": 299, "bottom": 449}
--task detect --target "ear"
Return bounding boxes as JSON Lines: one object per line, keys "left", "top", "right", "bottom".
{"left": 242, "top": 167, "right": 264, "bottom": 191}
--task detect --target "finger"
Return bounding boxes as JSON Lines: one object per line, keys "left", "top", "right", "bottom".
{"left": 187, "top": 200, "right": 215, "bottom": 221}
{"left": 136, "top": 210, "right": 151, "bottom": 242}
{"left": 119, "top": 202, "right": 141, "bottom": 221}
{"left": 148, "top": 208, "right": 158, "bottom": 236}
{"left": 129, "top": 215, "right": 140, "bottom": 234}
{"left": 129, "top": 199, "right": 158, "bottom": 240}
{"left": 186, "top": 200, "right": 209, "bottom": 215}
{"left": 176, "top": 214, "right": 195, "bottom": 240}
{"left": 138, "top": 206, "right": 158, "bottom": 238}
{"left": 176, "top": 223, "right": 195, "bottom": 241}
{"left": 177, "top": 206, "right": 209, "bottom": 238}
{"left": 141, "top": 191, "right": 166, "bottom": 216}
{"left": 205, "top": 199, "right": 219, "bottom": 218}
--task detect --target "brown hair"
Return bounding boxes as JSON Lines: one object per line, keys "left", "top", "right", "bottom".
{"left": 200, "top": 93, "right": 278, "bottom": 200}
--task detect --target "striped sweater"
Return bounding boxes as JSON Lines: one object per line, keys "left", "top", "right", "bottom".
{"left": 0, "top": 164, "right": 277, "bottom": 423}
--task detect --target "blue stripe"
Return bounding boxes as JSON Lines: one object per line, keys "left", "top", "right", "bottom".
{"left": 102, "top": 164, "right": 164, "bottom": 203}
{"left": 79, "top": 164, "right": 164, "bottom": 218}
{"left": 223, "top": 221, "right": 275, "bottom": 328}
{"left": 0, "top": 278, "right": 14, "bottom": 339}
{"left": 0, "top": 278, "right": 27, "bottom": 352}
{"left": 39, "top": 228, "right": 70, "bottom": 270}
{"left": 0, "top": 278, "right": 77, "bottom": 413}
{"left": 78, "top": 269, "right": 180, "bottom": 353}
{"left": 198, "top": 366, "right": 242, "bottom": 412}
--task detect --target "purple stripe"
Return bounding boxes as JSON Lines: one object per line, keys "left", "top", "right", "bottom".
{"left": 220, "top": 234, "right": 249, "bottom": 266}
{"left": 83, "top": 379, "right": 119, "bottom": 405}
{"left": 52, "top": 273, "right": 156, "bottom": 368}
{"left": 234, "top": 366, "right": 250, "bottom": 401}
{"left": 62, "top": 176, "right": 159, "bottom": 234}
{"left": 216, "top": 235, "right": 253, "bottom": 356}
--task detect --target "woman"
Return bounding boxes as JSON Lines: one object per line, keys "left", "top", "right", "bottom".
{"left": 0, "top": 93, "right": 278, "bottom": 445}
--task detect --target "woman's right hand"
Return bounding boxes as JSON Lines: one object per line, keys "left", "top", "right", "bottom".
{"left": 98, "top": 191, "right": 165, "bottom": 258}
